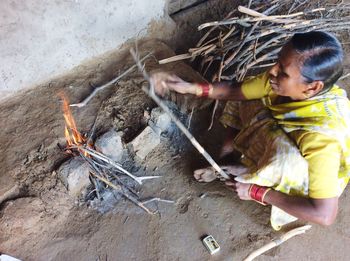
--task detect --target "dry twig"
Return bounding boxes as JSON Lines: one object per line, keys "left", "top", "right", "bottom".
{"left": 243, "top": 225, "right": 312, "bottom": 261}
{"left": 73, "top": 145, "right": 161, "bottom": 185}
{"left": 159, "top": 2, "right": 350, "bottom": 83}
{"left": 70, "top": 53, "right": 152, "bottom": 107}
{"left": 90, "top": 171, "right": 156, "bottom": 214}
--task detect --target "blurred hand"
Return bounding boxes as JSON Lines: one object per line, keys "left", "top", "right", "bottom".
{"left": 225, "top": 181, "right": 251, "bottom": 200}
{"left": 219, "top": 128, "right": 236, "bottom": 158}
{"left": 219, "top": 141, "right": 235, "bottom": 158}
{"left": 150, "top": 72, "right": 197, "bottom": 96}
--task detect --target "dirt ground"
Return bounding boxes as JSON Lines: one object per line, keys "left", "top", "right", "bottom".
{"left": 1, "top": 1, "right": 350, "bottom": 261}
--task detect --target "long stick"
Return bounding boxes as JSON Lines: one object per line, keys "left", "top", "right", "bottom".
{"left": 130, "top": 48, "right": 230, "bottom": 180}
{"left": 243, "top": 225, "right": 312, "bottom": 261}
{"left": 158, "top": 53, "right": 193, "bottom": 64}
{"left": 195, "top": 10, "right": 236, "bottom": 47}
{"left": 90, "top": 171, "right": 155, "bottom": 214}
{"left": 224, "top": 21, "right": 260, "bottom": 67}
{"left": 70, "top": 53, "right": 152, "bottom": 107}
{"left": 73, "top": 145, "right": 161, "bottom": 184}
{"left": 198, "top": 7, "right": 326, "bottom": 30}
{"left": 159, "top": 26, "right": 235, "bottom": 65}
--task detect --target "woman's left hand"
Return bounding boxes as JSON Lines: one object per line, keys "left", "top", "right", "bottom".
{"left": 225, "top": 181, "right": 251, "bottom": 200}
{"left": 150, "top": 72, "right": 197, "bottom": 96}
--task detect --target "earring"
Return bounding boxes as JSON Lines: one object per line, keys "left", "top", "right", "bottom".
{"left": 303, "top": 93, "right": 309, "bottom": 99}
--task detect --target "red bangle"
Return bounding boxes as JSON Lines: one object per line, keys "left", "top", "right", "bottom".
{"left": 255, "top": 187, "right": 266, "bottom": 202}
{"left": 249, "top": 184, "right": 259, "bottom": 199}
{"left": 198, "top": 83, "right": 211, "bottom": 97}
{"left": 249, "top": 184, "right": 270, "bottom": 206}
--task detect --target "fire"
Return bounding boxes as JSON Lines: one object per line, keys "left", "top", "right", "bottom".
{"left": 59, "top": 92, "right": 85, "bottom": 148}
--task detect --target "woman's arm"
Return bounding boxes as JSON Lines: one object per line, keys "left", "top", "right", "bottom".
{"left": 150, "top": 72, "right": 246, "bottom": 100}
{"left": 264, "top": 189, "right": 338, "bottom": 226}
{"left": 167, "top": 80, "right": 246, "bottom": 100}
{"left": 208, "top": 81, "right": 246, "bottom": 100}
{"left": 227, "top": 181, "right": 339, "bottom": 226}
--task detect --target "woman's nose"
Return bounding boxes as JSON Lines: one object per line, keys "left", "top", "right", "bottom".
{"left": 269, "top": 63, "right": 279, "bottom": 78}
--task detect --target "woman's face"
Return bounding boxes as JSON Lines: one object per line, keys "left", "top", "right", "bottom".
{"left": 268, "top": 43, "right": 322, "bottom": 100}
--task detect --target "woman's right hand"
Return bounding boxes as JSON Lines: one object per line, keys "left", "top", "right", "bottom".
{"left": 150, "top": 72, "right": 198, "bottom": 96}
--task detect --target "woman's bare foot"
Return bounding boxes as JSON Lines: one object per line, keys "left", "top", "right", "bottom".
{"left": 193, "top": 165, "right": 247, "bottom": 182}
{"left": 220, "top": 165, "right": 247, "bottom": 176}
{"left": 193, "top": 167, "right": 218, "bottom": 182}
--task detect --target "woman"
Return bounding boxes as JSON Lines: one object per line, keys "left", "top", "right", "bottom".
{"left": 151, "top": 31, "right": 350, "bottom": 227}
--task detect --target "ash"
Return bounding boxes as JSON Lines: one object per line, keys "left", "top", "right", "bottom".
{"left": 59, "top": 101, "right": 190, "bottom": 214}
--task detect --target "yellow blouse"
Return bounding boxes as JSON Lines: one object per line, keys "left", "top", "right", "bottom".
{"left": 240, "top": 72, "right": 349, "bottom": 198}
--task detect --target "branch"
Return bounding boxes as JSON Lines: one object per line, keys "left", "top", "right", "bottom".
{"left": 90, "top": 171, "right": 155, "bottom": 214}
{"left": 243, "top": 225, "right": 312, "bottom": 261}
{"left": 129, "top": 48, "right": 230, "bottom": 180}
{"left": 70, "top": 53, "right": 152, "bottom": 107}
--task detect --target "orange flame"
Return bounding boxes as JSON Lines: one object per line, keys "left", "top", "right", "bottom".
{"left": 59, "top": 92, "right": 85, "bottom": 149}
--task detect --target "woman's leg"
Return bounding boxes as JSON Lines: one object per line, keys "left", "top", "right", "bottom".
{"left": 193, "top": 100, "right": 265, "bottom": 182}
{"left": 193, "top": 164, "right": 248, "bottom": 182}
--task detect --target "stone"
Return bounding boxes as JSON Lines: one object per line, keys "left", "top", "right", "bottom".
{"left": 95, "top": 130, "right": 125, "bottom": 163}
{"left": 58, "top": 158, "right": 91, "bottom": 198}
{"left": 130, "top": 126, "right": 160, "bottom": 160}
{"left": 149, "top": 107, "right": 172, "bottom": 135}
{"left": 0, "top": 254, "right": 22, "bottom": 261}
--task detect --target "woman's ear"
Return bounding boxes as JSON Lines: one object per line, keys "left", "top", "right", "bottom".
{"left": 305, "top": 81, "right": 324, "bottom": 97}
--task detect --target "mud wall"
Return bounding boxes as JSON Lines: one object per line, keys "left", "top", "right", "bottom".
{"left": 0, "top": 0, "right": 169, "bottom": 100}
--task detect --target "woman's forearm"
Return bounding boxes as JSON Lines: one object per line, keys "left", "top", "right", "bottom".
{"left": 183, "top": 81, "right": 245, "bottom": 100}
{"left": 151, "top": 72, "right": 246, "bottom": 100}
{"left": 208, "top": 81, "right": 246, "bottom": 100}
{"left": 264, "top": 190, "right": 338, "bottom": 225}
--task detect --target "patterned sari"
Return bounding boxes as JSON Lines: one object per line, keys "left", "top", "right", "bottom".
{"left": 221, "top": 85, "right": 350, "bottom": 230}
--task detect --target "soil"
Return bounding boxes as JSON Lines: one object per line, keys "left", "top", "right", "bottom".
{"left": 1, "top": 1, "right": 350, "bottom": 261}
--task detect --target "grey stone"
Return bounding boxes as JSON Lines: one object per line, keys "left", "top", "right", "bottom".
{"left": 130, "top": 126, "right": 160, "bottom": 160}
{"left": 149, "top": 107, "right": 172, "bottom": 135}
{"left": 95, "top": 130, "right": 125, "bottom": 163}
{"left": 58, "top": 158, "right": 91, "bottom": 198}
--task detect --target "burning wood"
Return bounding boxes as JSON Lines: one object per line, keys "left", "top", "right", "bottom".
{"left": 59, "top": 93, "right": 173, "bottom": 214}
{"left": 60, "top": 92, "right": 84, "bottom": 145}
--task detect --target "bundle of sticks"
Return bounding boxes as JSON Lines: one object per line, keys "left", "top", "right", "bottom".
{"left": 160, "top": 0, "right": 350, "bottom": 82}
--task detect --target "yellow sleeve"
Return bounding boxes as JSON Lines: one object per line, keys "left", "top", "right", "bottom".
{"left": 219, "top": 101, "right": 242, "bottom": 129}
{"left": 241, "top": 71, "right": 270, "bottom": 100}
{"left": 290, "top": 131, "right": 342, "bottom": 199}
{"left": 219, "top": 71, "right": 271, "bottom": 128}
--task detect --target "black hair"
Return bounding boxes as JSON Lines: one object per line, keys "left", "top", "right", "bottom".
{"left": 290, "top": 31, "right": 344, "bottom": 92}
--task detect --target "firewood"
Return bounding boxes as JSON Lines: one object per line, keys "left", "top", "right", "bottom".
{"left": 243, "top": 225, "right": 312, "bottom": 261}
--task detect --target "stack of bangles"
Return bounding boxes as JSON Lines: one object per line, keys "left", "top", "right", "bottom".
{"left": 248, "top": 184, "right": 272, "bottom": 206}
{"left": 196, "top": 83, "right": 213, "bottom": 97}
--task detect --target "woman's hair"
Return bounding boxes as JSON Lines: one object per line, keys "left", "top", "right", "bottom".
{"left": 290, "top": 31, "right": 344, "bottom": 92}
